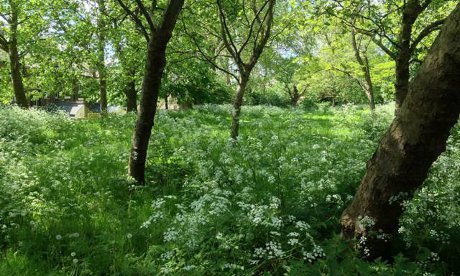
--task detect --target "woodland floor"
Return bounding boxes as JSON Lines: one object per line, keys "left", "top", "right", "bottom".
{"left": 0, "top": 104, "right": 459, "bottom": 275}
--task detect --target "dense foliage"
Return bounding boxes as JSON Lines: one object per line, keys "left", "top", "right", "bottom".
{"left": 0, "top": 105, "right": 459, "bottom": 275}
{"left": 2, "top": 1, "right": 455, "bottom": 109}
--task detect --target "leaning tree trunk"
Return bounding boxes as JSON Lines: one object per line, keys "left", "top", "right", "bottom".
{"left": 8, "top": 6, "right": 28, "bottom": 109}
{"left": 129, "top": 0, "right": 184, "bottom": 183}
{"left": 341, "top": 3, "right": 460, "bottom": 260}
{"left": 230, "top": 74, "right": 249, "bottom": 140}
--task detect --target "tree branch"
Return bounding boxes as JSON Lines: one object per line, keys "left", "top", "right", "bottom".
{"left": 216, "top": 0, "right": 241, "bottom": 64}
{"left": 134, "top": 0, "right": 156, "bottom": 32}
{"left": 238, "top": 0, "right": 270, "bottom": 57}
{"left": 0, "top": 32, "right": 9, "bottom": 52}
{"left": 115, "top": 0, "right": 150, "bottom": 42}
{"left": 181, "top": 19, "right": 239, "bottom": 82}
{"left": 371, "top": 36, "right": 397, "bottom": 60}
{"left": 410, "top": 18, "right": 445, "bottom": 54}
{"left": 249, "top": 0, "right": 275, "bottom": 69}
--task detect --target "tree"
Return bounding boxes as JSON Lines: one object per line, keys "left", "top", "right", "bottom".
{"left": 341, "top": 3, "right": 460, "bottom": 260}
{"left": 116, "top": 0, "right": 185, "bottom": 183}
{"left": 96, "top": 0, "right": 108, "bottom": 115}
{"left": 216, "top": 0, "right": 276, "bottom": 139}
{"left": 315, "top": 27, "right": 383, "bottom": 109}
{"left": 0, "top": 0, "right": 29, "bottom": 108}
{"left": 110, "top": 8, "right": 145, "bottom": 113}
{"left": 326, "top": 0, "right": 456, "bottom": 112}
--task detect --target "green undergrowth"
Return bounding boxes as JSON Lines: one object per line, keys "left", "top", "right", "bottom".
{"left": 0, "top": 104, "right": 459, "bottom": 275}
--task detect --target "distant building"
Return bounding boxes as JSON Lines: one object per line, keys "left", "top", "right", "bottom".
{"left": 54, "top": 100, "right": 89, "bottom": 119}
{"left": 31, "top": 95, "right": 125, "bottom": 118}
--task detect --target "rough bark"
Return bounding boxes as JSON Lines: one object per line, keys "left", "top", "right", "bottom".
{"left": 97, "top": 0, "right": 108, "bottom": 115}
{"left": 128, "top": 0, "right": 184, "bottom": 183}
{"left": 394, "top": 0, "right": 443, "bottom": 114}
{"left": 341, "top": 3, "right": 460, "bottom": 260}
{"left": 8, "top": 3, "right": 28, "bottom": 108}
{"left": 230, "top": 76, "right": 249, "bottom": 140}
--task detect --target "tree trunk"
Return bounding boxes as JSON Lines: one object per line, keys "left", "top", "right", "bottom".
{"left": 230, "top": 75, "right": 249, "bottom": 140}
{"left": 97, "top": 0, "right": 108, "bottom": 115}
{"left": 363, "top": 81, "right": 375, "bottom": 111}
{"left": 8, "top": 4, "right": 28, "bottom": 109}
{"left": 72, "top": 78, "right": 79, "bottom": 100}
{"left": 164, "top": 93, "right": 169, "bottom": 110}
{"left": 341, "top": 4, "right": 460, "bottom": 260}
{"left": 125, "top": 76, "right": 137, "bottom": 113}
{"left": 394, "top": 50, "right": 410, "bottom": 113}
{"left": 394, "top": 0, "right": 419, "bottom": 114}
{"left": 362, "top": 56, "right": 375, "bottom": 111}
{"left": 128, "top": 0, "right": 184, "bottom": 183}
{"left": 351, "top": 29, "right": 375, "bottom": 112}
{"left": 291, "top": 85, "right": 301, "bottom": 107}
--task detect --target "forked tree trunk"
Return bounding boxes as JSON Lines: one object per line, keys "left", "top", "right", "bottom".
{"left": 128, "top": 0, "right": 184, "bottom": 183}
{"left": 341, "top": 4, "right": 460, "bottom": 260}
{"left": 8, "top": 4, "right": 28, "bottom": 109}
{"left": 230, "top": 75, "right": 249, "bottom": 140}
